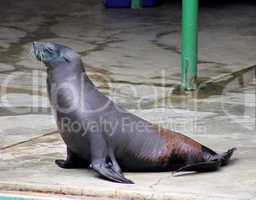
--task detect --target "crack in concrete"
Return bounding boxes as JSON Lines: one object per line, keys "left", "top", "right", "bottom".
{"left": 109, "top": 79, "right": 176, "bottom": 88}
{"left": 149, "top": 174, "right": 172, "bottom": 190}
{"left": 79, "top": 38, "right": 125, "bottom": 57}
{"left": 152, "top": 30, "right": 229, "bottom": 67}
{"left": 151, "top": 30, "right": 180, "bottom": 54}
{"left": 0, "top": 131, "right": 57, "bottom": 151}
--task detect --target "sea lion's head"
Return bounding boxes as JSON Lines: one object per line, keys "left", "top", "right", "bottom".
{"left": 33, "top": 42, "right": 80, "bottom": 69}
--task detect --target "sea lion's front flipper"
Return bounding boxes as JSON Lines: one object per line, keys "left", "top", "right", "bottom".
{"left": 55, "top": 147, "right": 89, "bottom": 169}
{"left": 89, "top": 132, "right": 134, "bottom": 184}
{"left": 91, "top": 160, "right": 134, "bottom": 184}
{"left": 173, "top": 160, "right": 221, "bottom": 175}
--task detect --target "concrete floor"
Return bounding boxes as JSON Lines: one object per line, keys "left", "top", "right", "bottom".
{"left": 0, "top": 0, "right": 256, "bottom": 199}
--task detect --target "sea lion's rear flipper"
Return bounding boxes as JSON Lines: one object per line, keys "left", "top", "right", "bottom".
{"left": 219, "top": 147, "right": 237, "bottom": 166}
{"left": 91, "top": 161, "right": 134, "bottom": 184}
{"left": 173, "top": 160, "right": 221, "bottom": 175}
{"left": 173, "top": 147, "right": 237, "bottom": 175}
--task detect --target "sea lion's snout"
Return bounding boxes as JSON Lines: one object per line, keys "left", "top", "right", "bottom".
{"left": 32, "top": 42, "right": 78, "bottom": 66}
{"left": 33, "top": 41, "right": 58, "bottom": 64}
{"left": 33, "top": 41, "right": 43, "bottom": 61}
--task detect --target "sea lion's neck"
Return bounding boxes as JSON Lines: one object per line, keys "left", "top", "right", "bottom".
{"left": 48, "top": 61, "right": 85, "bottom": 83}
{"left": 47, "top": 61, "right": 96, "bottom": 96}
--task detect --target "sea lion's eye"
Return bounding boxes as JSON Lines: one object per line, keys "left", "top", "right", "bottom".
{"left": 45, "top": 47, "right": 54, "bottom": 54}
{"left": 63, "top": 54, "right": 71, "bottom": 63}
{"left": 61, "top": 50, "right": 73, "bottom": 63}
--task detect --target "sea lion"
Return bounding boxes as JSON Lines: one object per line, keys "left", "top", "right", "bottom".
{"left": 33, "top": 41, "right": 236, "bottom": 184}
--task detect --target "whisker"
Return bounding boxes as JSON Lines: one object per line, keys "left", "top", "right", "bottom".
{"left": 39, "top": 50, "right": 43, "bottom": 60}
{"left": 29, "top": 47, "right": 34, "bottom": 57}
{"left": 39, "top": 50, "right": 44, "bottom": 68}
{"left": 42, "top": 51, "right": 46, "bottom": 60}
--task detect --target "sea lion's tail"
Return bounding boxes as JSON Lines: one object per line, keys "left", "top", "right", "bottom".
{"left": 173, "top": 147, "right": 237, "bottom": 175}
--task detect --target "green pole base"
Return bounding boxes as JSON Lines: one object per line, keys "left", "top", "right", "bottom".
{"left": 131, "top": 0, "right": 142, "bottom": 9}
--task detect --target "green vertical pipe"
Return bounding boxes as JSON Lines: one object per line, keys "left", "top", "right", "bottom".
{"left": 181, "top": 0, "right": 199, "bottom": 90}
{"left": 131, "top": 0, "right": 142, "bottom": 9}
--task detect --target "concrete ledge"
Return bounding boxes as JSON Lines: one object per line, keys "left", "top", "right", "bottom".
{"left": 0, "top": 182, "right": 234, "bottom": 200}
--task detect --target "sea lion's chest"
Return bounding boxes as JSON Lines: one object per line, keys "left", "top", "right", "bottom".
{"left": 55, "top": 111, "right": 91, "bottom": 159}
{"left": 47, "top": 78, "right": 90, "bottom": 159}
